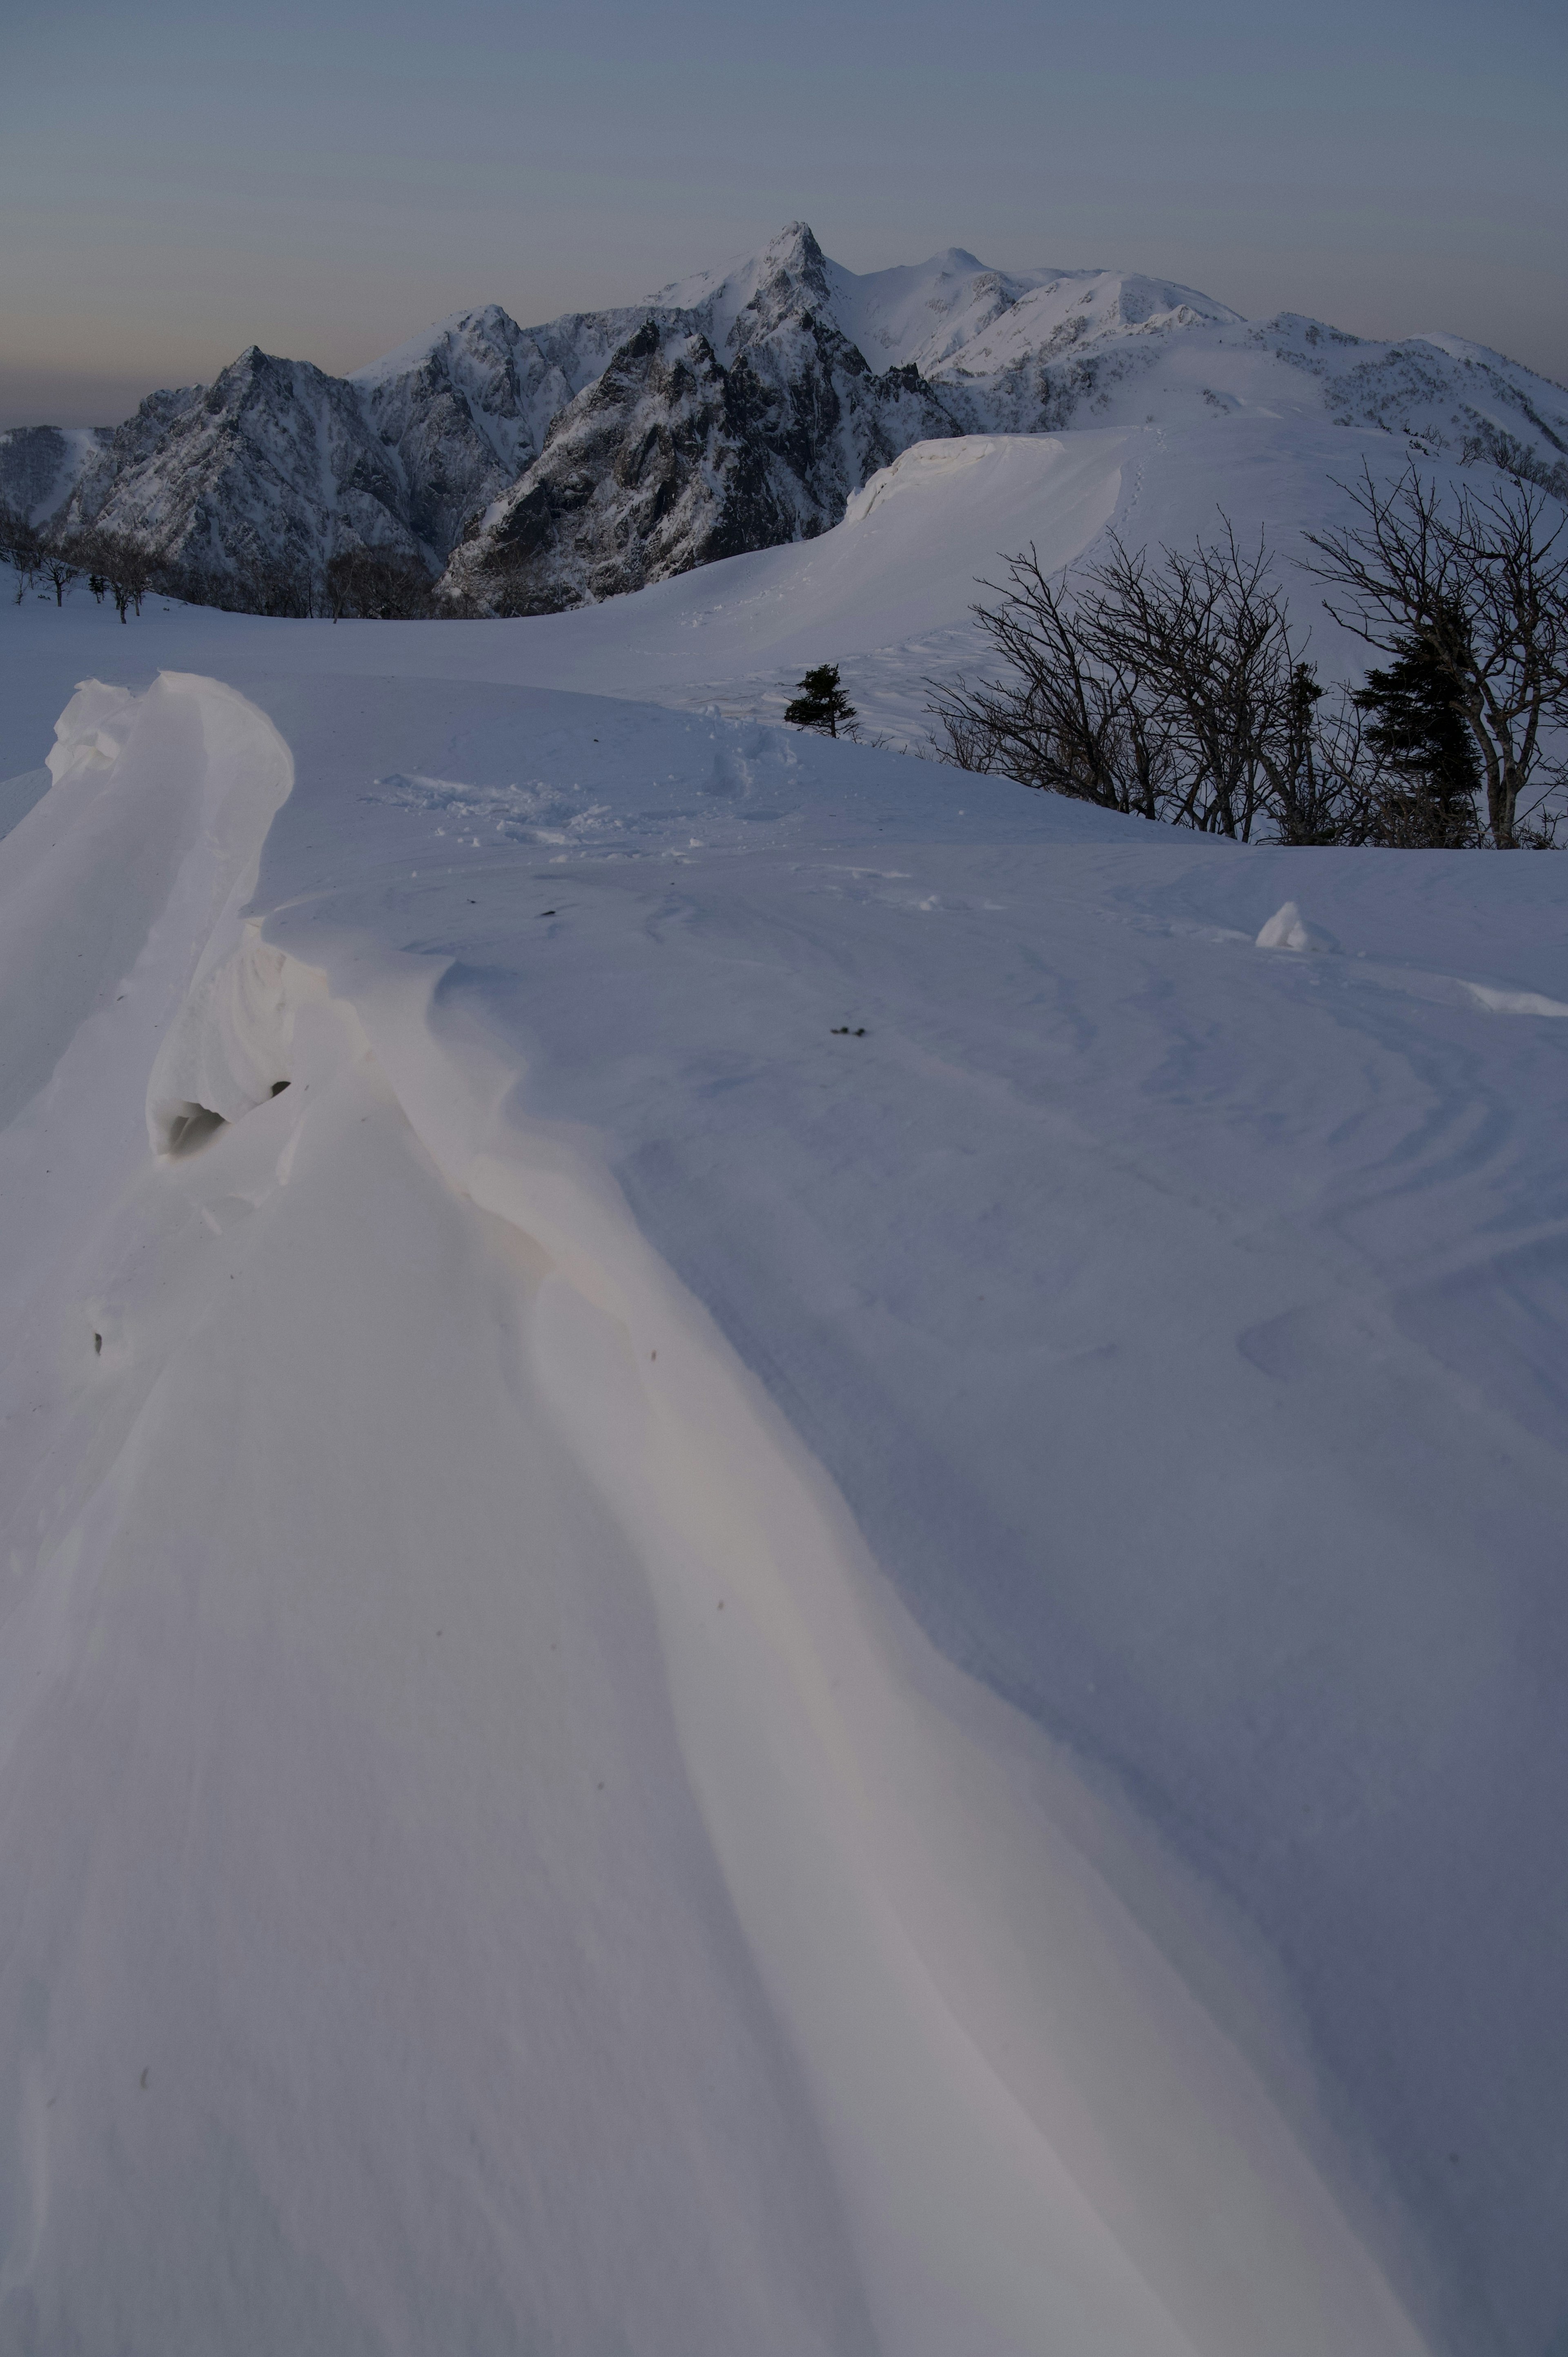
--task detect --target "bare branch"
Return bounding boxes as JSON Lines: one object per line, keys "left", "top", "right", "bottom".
{"left": 1304, "top": 466, "right": 1568, "bottom": 843}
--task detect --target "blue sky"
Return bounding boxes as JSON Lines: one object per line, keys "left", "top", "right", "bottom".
{"left": 4, "top": 0, "right": 1565, "bottom": 424}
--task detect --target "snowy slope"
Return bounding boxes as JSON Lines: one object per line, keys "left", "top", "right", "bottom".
{"left": 0, "top": 425, "right": 114, "bottom": 528}
{"left": 823, "top": 250, "right": 1243, "bottom": 375}
{"left": 0, "top": 428, "right": 1145, "bottom": 798}
{"left": 2, "top": 470, "right": 1568, "bottom": 2355}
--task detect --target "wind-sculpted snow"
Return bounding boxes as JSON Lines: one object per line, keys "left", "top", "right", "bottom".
{"left": 1254, "top": 897, "right": 1338, "bottom": 952}
{"left": 0, "top": 640, "right": 1565, "bottom": 2352}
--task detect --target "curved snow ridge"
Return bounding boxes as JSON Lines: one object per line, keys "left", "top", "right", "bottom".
{"left": 1465, "top": 979, "right": 1568, "bottom": 1018}
{"left": 0, "top": 669, "right": 293, "bottom": 1142}
{"left": 153, "top": 990, "right": 1427, "bottom": 2341}
{"left": 840, "top": 428, "right": 1120, "bottom": 537}
{"left": 341, "top": 976, "right": 1440, "bottom": 2357}
{"left": 40, "top": 672, "right": 307, "bottom": 1161}
{"left": 43, "top": 667, "right": 295, "bottom": 917}
{"left": 134, "top": 674, "right": 1434, "bottom": 2355}
{"left": 175, "top": 925, "right": 1436, "bottom": 2355}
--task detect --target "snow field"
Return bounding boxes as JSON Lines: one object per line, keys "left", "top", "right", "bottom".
{"left": 0, "top": 408, "right": 1565, "bottom": 2350}
{"left": 0, "top": 668, "right": 1446, "bottom": 2355}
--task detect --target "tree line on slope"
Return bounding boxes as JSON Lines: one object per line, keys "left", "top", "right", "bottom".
{"left": 920, "top": 468, "right": 1568, "bottom": 848}
{"left": 0, "top": 511, "right": 453, "bottom": 624}
{"left": 1, "top": 512, "right": 154, "bottom": 622}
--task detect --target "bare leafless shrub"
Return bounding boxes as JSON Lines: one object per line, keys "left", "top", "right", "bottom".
{"left": 1304, "top": 466, "right": 1568, "bottom": 846}
{"left": 2, "top": 504, "right": 43, "bottom": 603}
{"left": 40, "top": 551, "right": 80, "bottom": 606}
{"left": 69, "top": 529, "right": 155, "bottom": 622}
{"left": 324, "top": 549, "right": 434, "bottom": 620}
{"left": 930, "top": 531, "right": 1372, "bottom": 842}
{"left": 927, "top": 550, "right": 1173, "bottom": 820}
{"left": 932, "top": 479, "right": 1567, "bottom": 847}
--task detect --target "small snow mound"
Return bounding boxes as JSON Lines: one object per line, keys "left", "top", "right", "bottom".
{"left": 1256, "top": 901, "right": 1336, "bottom": 954}
{"left": 1465, "top": 981, "right": 1568, "bottom": 1019}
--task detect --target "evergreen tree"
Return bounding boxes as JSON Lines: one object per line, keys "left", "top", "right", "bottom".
{"left": 1352, "top": 617, "right": 1483, "bottom": 845}
{"left": 785, "top": 663, "right": 857, "bottom": 737}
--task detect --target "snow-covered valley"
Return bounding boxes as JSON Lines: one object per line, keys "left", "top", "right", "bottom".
{"left": 0, "top": 387, "right": 1566, "bottom": 2357}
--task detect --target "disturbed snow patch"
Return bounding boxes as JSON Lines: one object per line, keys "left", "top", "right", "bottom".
{"left": 368, "top": 769, "right": 616, "bottom": 847}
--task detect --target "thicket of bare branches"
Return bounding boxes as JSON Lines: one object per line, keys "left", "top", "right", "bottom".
{"left": 931, "top": 470, "right": 1568, "bottom": 848}
{"left": 1303, "top": 467, "right": 1568, "bottom": 847}
{"left": 322, "top": 549, "right": 437, "bottom": 621}
{"left": 71, "top": 530, "right": 156, "bottom": 621}
{"left": 1, "top": 503, "right": 43, "bottom": 603}
{"left": 0, "top": 500, "right": 452, "bottom": 624}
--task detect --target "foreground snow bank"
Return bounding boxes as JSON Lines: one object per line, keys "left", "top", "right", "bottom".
{"left": 2, "top": 666, "right": 1566, "bottom": 2352}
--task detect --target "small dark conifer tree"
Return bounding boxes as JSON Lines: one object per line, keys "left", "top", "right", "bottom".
{"left": 1352, "top": 618, "right": 1483, "bottom": 846}
{"left": 785, "top": 663, "right": 857, "bottom": 737}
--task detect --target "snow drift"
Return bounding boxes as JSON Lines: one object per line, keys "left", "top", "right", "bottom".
{"left": 0, "top": 616, "right": 1566, "bottom": 2354}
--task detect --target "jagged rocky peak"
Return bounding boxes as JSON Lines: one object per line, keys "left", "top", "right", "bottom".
{"left": 56, "top": 346, "right": 424, "bottom": 593}
{"left": 205, "top": 345, "right": 330, "bottom": 421}
{"left": 445, "top": 322, "right": 764, "bottom": 614}
{"left": 354, "top": 303, "right": 538, "bottom": 466}
{"left": 442, "top": 232, "right": 965, "bottom": 615}
{"left": 352, "top": 301, "right": 525, "bottom": 389}
{"left": 438, "top": 224, "right": 1247, "bottom": 612}
{"left": 654, "top": 220, "right": 837, "bottom": 352}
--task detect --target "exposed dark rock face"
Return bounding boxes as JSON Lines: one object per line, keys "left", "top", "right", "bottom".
{"left": 349, "top": 301, "right": 654, "bottom": 560}
{"left": 447, "top": 273, "right": 961, "bottom": 613}
{"left": 453, "top": 323, "right": 761, "bottom": 613}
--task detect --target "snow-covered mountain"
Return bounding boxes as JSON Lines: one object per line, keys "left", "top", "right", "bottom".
{"left": 49, "top": 353, "right": 428, "bottom": 593}
{"left": 0, "top": 424, "right": 114, "bottom": 527}
{"left": 6, "top": 222, "right": 1566, "bottom": 611}
{"left": 441, "top": 233, "right": 955, "bottom": 613}
{"left": 348, "top": 300, "right": 661, "bottom": 556}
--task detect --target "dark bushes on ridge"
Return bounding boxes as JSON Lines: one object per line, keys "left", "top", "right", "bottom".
{"left": 929, "top": 468, "right": 1568, "bottom": 848}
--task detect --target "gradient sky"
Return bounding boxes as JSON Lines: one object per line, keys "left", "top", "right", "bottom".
{"left": 4, "top": 0, "right": 1565, "bottom": 428}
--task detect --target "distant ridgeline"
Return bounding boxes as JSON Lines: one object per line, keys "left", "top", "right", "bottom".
{"left": 4, "top": 223, "right": 1566, "bottom": 618}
